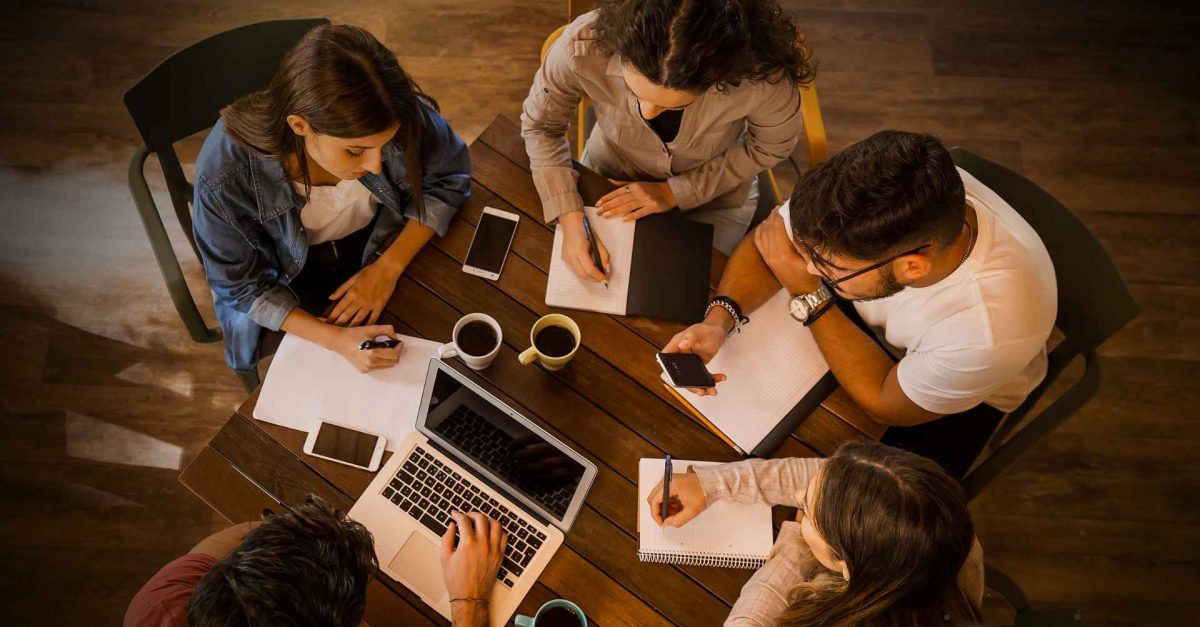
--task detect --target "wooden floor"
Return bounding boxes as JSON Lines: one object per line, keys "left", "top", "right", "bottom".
{"left": 0, "top": 1, "right": 1195, "bottom": 625}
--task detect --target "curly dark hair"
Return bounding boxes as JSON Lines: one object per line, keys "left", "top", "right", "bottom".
{"left": 593, "top": 0, "right": 815, "bottom": 92}
{"left": 187, "top": 495, "right": 378, "bottom": 627}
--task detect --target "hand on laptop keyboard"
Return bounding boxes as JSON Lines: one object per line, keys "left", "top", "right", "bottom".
{"left": 442, "top": 512, "right": 506, "bottom": 623}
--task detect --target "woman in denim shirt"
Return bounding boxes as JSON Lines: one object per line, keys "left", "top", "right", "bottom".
{"left": 192, "top": 25, "right": 471, "bottom": 375}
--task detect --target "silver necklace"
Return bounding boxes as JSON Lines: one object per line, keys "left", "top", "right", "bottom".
{"left": 959, "top": 217, "right": 976, "bottom": 267}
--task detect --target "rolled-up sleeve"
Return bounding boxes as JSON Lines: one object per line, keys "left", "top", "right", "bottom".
{"left": 668, "top": 81, "right": 802, "bottom": 211}
{"left": 520, "top": 26, "right": 586, "bottom": 224}
{"left": 408, "top": 104, "right": 471, "bottom": 237}
{"left": 193, "top": 187, "right": 298, "bottom": 331}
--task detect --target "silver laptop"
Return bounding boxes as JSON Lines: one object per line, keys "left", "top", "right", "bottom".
{"left": 348, "top": 359, "right": 596, "bottom": 627}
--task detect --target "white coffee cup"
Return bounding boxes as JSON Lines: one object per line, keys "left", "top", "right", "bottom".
{"left": 437, "top": 313, "right": 502, "bottom": 370}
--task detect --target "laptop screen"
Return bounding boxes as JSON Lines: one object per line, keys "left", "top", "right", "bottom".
{"left": 423, "top": 366, "right": 586, "bottom": 520}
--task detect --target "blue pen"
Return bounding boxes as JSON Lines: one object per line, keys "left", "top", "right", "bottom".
{"left": 661, "top": 455, "right": 672, "bottom": 523}
{"left": 581, "top": 213, "right": 609, "bottom": 289}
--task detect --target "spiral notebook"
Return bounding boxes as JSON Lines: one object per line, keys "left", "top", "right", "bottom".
{"left": 636, "top": 458, "right": 773, "bottom": 569}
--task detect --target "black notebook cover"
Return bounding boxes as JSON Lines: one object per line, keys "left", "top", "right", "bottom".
{"left": 625, "top": 213, "right": 714, "bottom": 323}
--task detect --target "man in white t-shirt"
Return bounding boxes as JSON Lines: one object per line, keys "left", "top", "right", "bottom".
{"left": 663, "top": 131, "right": 1056, "bottom": 477}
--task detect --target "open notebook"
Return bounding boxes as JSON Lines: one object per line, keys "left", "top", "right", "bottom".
{"left": 665, "top": 290, "right": 836, "bottom": 457}
{"left": 546, "top": 207, "right": 712, "bottom": 323}
{"left": 253, "top": 333, "right": 442, "bottom": 451}
{"left": 637, "top": 458, "right": 773, "bottom": 569}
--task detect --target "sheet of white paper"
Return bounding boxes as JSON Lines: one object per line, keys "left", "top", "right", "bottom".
{"left": 686, "top": 290, "right": 831, "bottom": 453}
{"left": 253, "top": 333, "right": 441, "bottom": 451}
{"left": 637, "top": 459, "right": 773, "bottom": 560}
{"left": 546, "top": 206, "right": 635, "bottom": 315}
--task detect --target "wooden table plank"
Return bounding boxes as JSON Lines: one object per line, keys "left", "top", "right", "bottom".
{"left": 380, "top": 272, "right": 755, "bottom": 607}
{"left": 181, "top": 114, "right": 884, "bottom": 627}
{"left": 446, "top": 154, "right": 869, "bottom": 455}
{"left": 238, "top": 387, "right": 681, "bottom": 626}
{"left": 473, "top": 114, "right": 885, "bottom": 442}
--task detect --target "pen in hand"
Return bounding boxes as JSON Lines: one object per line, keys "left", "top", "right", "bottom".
{"left": 359, "top": 338, "right": 402, "bottom": 351}
{"left": 661, "top": 454, "right": 672, "bottom": 525}
{"left": 581, "top": 213, "right": 609, "bottom": 290}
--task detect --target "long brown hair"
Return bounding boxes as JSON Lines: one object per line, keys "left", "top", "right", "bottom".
{"left": 782, "top": 442, "right": 982, "bottom": 626}
{"left": 221, "top": 24, "right": 436, "bottom": 213}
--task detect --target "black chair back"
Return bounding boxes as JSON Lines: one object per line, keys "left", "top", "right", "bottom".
{"left": 123, "top": 18, "right": 329, "bottom": 243}
{"left": 952, "top": 148, "right": 1139, "bottom": 499}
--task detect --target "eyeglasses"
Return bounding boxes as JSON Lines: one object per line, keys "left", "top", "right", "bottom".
{"left": 818, "top": 244, "right": 931, "bottom": 287}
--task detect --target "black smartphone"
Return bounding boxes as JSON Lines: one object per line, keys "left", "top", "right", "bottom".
{"left": 656, "top": 352, "right": 716, "bottom": 388}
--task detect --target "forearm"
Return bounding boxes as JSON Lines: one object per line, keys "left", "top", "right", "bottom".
{"left": 807, "top": 306, "right": 935, "bottom": 426}
{"left": 450, "top": 600, "right": 489, "bottom": 627}
{"left": 695, "top": 458, "right": 825, "bottom": 507}
{"left": 280, "top": 308, "right": 340, "bottom": 350}
{"left": 375, "top": 220, "right": 436, "bottom": 275}
{"left": 707, "top": 235, "right": 785, "bottom": 331}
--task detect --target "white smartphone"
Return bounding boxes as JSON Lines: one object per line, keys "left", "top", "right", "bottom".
{"left": 303, "top": 420, "right": 386, "bottom": 472}
{"left": 463, "top": 206, "right": 520, "bottom": 280}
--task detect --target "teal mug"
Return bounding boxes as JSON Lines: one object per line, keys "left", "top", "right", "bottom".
{"left": 514, "top": 598, "right": 587, "bottom": 627}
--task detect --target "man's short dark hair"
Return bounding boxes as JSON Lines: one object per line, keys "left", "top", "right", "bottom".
{"left": 187, "top": 495, "right": 378, "bottom": 627}
{"left": 788, "top": 130, "right": 965, "bottom": 266}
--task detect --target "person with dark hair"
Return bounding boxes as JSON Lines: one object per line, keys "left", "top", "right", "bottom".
{"left": 522, "top": 0, "right": 815, "bottom": 281}
{"left": 124, "top": 496, "right": 506, "bottom": 627}
{"left": 647, "top": 442, "right": 985, "bottom": 626}
{"left": 664, "top": 131, "right": 1056, "bottom": 478}
{"left": 192, "top": 24, "right": 471, "bottom": 376}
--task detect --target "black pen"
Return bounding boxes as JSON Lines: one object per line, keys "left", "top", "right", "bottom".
{"left": 582, "top": 212, "right": 609, "bottom": 290}
{"left": 359, "top": 338, "right": 402, "bottom": 350}
{"left": 661, "top": 455, "right": 672, "bottom": 523}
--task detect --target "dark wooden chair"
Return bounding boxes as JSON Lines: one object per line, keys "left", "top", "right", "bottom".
{"left": 952, "top": 148, "right": 1140, "bottom": 500}
{"left": 122, "top": 18, "right": 329, "bottom": 392}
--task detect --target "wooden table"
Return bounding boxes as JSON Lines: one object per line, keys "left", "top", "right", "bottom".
{"left": 180, "top": 114, "right": 883, "bottom": 627}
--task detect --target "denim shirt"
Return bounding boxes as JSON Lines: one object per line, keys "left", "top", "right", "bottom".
{"left": 192, "top": 104, "right": 471, "bottom": 370}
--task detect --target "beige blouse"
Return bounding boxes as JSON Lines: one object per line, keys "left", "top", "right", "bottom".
{"left": 693, "top": 458, "right": 985, "bottom": 626}
{"left": 520, "top": 11, "right": 804, "bottom": 223}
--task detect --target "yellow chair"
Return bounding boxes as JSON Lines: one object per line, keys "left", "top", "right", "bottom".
{"left": 539, "top": 27, "right": 827, "bottom": 204}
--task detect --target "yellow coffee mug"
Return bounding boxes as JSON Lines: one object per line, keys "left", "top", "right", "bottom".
{"left": 518, "top": 314, "right": 581, "bottom": 370}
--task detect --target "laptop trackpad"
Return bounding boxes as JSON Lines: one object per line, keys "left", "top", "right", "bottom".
{"left": 389, "top": 532, "right": 447, "bottom": 602}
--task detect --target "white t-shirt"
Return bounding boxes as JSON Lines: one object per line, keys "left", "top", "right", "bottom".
{"left": 780, "top": 167, "right": 1056, "bottom": 414}
{"left": 294, "top": 179, "right": 380, "bottom": 245}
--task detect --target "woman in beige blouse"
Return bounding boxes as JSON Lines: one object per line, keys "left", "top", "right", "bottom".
{"left": 521, "top": 0, "right": 815, "bottom": 281}
{"left": 647, "top": 442, "right": 985, "bottom": 626}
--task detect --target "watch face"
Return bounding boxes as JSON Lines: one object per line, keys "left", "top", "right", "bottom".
{"left": 788, "top": 295, "right": 810, "bottom": 322}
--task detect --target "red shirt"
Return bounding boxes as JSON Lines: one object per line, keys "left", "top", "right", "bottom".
{"left": 124, "top": 553, "right": 217, "bottom": 627}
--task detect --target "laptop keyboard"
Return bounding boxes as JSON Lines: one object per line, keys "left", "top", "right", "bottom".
{"left": 437, "top": 405, "right": 577, "bottom": 516}
{"left": 382, "top": 446, "right": 547, "bottom": 588}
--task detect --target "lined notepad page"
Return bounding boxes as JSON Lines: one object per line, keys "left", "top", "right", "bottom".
{"left": 688, "top": 290, "right": 831, "bottom": 453}
{"left": 546, "top": 206, "right": 635, "bottom": 315}
{"left": 637, "top": 459, "right": 773, "bottom": 568}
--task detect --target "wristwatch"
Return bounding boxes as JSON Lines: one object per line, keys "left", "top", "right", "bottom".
{"left": 788, "top": 282, "right": 835, "bottom": 326}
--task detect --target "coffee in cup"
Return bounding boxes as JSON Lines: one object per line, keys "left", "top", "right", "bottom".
{"left": 514, "top": 598, "right": 587, "bottom": 627}
{"left": 437, "top": 313, "right": 502, "bottom": 370}
{"left": 518, "top": 314, "right": 580, "bottom": 371}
